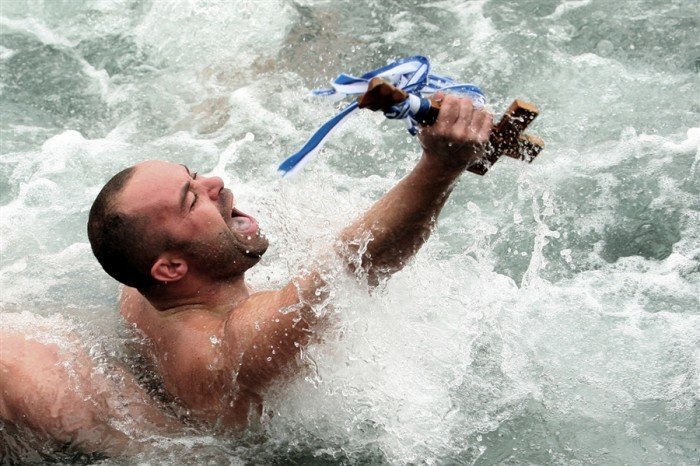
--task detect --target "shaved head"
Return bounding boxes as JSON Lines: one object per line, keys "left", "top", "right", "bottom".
{"left": 87, "top": 166, "right": 161, "bottom": 290}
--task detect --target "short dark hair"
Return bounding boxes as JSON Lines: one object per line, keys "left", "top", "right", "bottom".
{"left": 87, "top": 167, "right": 160, "bottom": 291}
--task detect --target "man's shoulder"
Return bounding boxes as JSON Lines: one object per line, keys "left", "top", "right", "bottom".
{"left": 239, "top": 273, "right": 327, "bottom": 315}
{"left": 239, "top": 285, "right": 300, "bottom": 313}
{"left": 220, "top": 284, "right": 305, "bottom": 343}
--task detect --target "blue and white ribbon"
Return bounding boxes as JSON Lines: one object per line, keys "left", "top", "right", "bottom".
{"left": 278, "top": 56, "right": 487, "bottom": 178}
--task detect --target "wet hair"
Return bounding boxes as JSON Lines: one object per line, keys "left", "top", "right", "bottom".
{"left": 87, "top": 166, "right": 160, "bottom": 291}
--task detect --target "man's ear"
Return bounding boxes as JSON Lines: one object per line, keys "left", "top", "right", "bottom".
{"left": 150, "top": 254, "right": 188, "bottom": 283}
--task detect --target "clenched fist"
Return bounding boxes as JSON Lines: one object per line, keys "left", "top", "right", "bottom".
{"left": 418, "top": 92, "right": 493, "bottom": 172}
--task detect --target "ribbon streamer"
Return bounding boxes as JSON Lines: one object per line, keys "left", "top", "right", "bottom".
{"left": 278, "top": 56, "right": 486, "bottom": 178}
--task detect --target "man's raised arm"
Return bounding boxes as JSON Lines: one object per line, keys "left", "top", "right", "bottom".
{"left": 337, "top": 94, "right": 492, "bottom": 284}
{"left": 223, "top": 95, "right": 491, "bottom": 395}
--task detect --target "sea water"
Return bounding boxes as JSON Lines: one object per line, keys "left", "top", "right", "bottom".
{"left": 0, "top": 0, "right": 698, "bottom": 464}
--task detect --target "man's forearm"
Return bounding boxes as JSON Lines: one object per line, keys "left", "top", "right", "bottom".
{"left": 334, "top": 94, "right": 490, "bottom": 284}
{"left": 337, "top": 152, "right": 462, "bottom": 283}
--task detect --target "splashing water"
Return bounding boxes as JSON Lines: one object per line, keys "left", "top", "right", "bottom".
{"left": 1, "top": 0, "right": 698, "bottom": 464}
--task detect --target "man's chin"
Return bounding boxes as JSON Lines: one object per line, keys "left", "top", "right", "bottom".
{"left": 184, "top": 230, "right": 269, "bottom": 280}
{"left": 243, "top": 237, "right": 270, "bottom": 260}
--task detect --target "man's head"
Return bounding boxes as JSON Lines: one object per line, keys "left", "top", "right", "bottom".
{"left": 87, "top": 160, "right": 269, "bottom": 292}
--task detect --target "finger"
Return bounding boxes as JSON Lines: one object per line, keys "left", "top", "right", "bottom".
{"left": 470, "top": 107, "right": 486, "bottom": 137}
{"left": 457, "top": 98, "right": 474, "bottom": 130}
{"left": 478, "top": 111, "right": 494, "bottom": 142}
{"left": 435, "top": 95, "right": 460, "bottom": 130}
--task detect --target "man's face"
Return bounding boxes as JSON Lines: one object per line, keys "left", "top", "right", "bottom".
{"left": 117, "top": 160, "right": 269, "bottom": 281}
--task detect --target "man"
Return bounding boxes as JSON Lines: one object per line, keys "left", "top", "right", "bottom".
{"left": 87, "top": 94, "right": 492, "bottom": 427}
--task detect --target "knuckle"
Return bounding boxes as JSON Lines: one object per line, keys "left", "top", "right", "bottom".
{"left": 455, "top": 125, "right": 469, "bottom": 138}
{"left": 445, "top": 95, "right": 461, "bottom": 108}
{"left": 458, "top": 98, "right": 473, "bottom": 112}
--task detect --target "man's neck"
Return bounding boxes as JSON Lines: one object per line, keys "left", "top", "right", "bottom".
{"left": 143, "top": 274, "right": 251, "bottom": 315}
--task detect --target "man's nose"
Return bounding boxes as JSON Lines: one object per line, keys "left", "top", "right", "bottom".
{"left": 201, "top": 175, "right": 224, "bottom": 200}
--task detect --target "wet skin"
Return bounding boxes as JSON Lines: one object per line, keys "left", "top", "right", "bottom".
{"left": 118, "top": 94, "right": 493, "bottom": 427}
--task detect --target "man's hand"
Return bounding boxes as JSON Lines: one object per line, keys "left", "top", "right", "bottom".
{"left": 418, "top": 93, "right": 493, "bottom": 172}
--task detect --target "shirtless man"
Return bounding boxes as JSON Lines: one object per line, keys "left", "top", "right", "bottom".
{"left": 87, "top": 94, "right": 492, "bottom": 427}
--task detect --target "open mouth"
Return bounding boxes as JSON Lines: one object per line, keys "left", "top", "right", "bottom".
{"left": 230, "top": 207, "right": 259, "bottom": 235}
{"left": 219, "top": 188, "right": 260, "bottom": 236}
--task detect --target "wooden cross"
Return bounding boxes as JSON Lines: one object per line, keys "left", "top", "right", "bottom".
{"left": 358, "top": 77, "right": 544, "bottom": 175}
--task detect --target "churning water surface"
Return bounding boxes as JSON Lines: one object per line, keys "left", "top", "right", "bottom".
{"left": 0, "top": 0, "right": 698, "bottom": 464}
